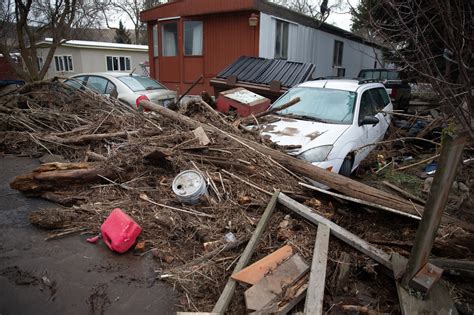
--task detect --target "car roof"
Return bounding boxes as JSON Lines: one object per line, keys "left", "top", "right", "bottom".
{"left": 71, "top": 72, "right": 145, "bottom": 78}
{"left": 297, "top": 79, "right": 384, "bottom": 92}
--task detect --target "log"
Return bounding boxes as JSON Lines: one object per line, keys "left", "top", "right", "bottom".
{"left": 10, "top": 162, "right": 117, "bottom": 194}
{"left": 141, "top": 100, "right": 474, "bottom": 231}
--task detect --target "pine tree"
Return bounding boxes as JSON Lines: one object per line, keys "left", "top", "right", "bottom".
{"left": 114, "top": 21, "right": 132, "bottom": 44}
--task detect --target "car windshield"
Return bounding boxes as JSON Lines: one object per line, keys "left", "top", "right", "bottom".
{"left": 117, "top": 76, "right": 165, "bottom": 92}
{"left": 271, "top": 87, "right": 356, "bottom": 125}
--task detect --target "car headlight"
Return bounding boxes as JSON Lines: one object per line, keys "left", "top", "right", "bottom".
{"left": 298, "top": 145, "right": 333, "bottom": 163}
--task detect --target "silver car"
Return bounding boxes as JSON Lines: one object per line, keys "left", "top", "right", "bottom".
{"left": 65, "top": 72, "right": 177, "bottom": 108}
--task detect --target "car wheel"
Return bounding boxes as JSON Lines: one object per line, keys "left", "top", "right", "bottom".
{"left": 339, "top": 157, "right": 353, "bottom": 177}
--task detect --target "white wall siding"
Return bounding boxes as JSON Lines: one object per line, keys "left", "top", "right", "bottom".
{"left": 37, "top": 46, "right": 149, "bottom": 79}
{"left": 259, "top": 12, "right": 383, "bottom": 79}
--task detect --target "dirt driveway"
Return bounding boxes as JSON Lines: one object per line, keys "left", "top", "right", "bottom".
{"left": 0, "top": 156, "right": 177, "bottom": 315}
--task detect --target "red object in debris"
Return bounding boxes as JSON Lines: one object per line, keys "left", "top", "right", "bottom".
{"left": 100, "top": 208, "right": 142, "bottom": 253}
{"left": 86, "top": 235, "right": 101, "bottom": 244}
{"left": 216, "top": 87, "right": 270, "bottom": 117}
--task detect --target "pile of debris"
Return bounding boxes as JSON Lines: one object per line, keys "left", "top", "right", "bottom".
{"left": 1, "top": 81, "right": 473, "bottom": 313}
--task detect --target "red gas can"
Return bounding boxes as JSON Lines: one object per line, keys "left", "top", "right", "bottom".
{"left": 100, "top": 208, "right": 142, "bottom": 253}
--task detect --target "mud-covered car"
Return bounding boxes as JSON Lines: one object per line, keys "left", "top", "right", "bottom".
{"left": 65, "top": 72, "right": 177, "bottom": 108}
{"left": 259, "top": 79, "right": 393, "bottom": 176}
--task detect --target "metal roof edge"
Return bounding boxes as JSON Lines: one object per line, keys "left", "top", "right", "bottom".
{"left": 36, "top": 39, "right": 148, "bottom": 52}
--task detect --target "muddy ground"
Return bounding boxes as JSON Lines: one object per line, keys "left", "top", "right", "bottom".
{"left": 0, "top": 156, "right": 177, "bottom": 315}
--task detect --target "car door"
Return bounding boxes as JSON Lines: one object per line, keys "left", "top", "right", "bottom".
{"left": 369, "top": 87, "right": 392, "bottom": 141}
{"left": 85, "top": 76, "right": 116, "bottom": 97}
{"left": 353, "top": 89, "right": 379, "bottom": 167}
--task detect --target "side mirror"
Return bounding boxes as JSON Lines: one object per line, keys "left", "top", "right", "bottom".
{"left": 359, "top": 115, "right": 379, "bottom": 126}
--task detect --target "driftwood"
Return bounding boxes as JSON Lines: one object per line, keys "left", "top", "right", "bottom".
{"left": 10, "top": 162, "right": 117, "bottom": 194}
{"left": 141, "top": 100, "right": 474, "bottom": 232}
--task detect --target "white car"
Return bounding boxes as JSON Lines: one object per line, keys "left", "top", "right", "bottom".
{"left": 259, "top": 79, "right": 392, "bottom": 176}
{"left": 65, "top": 72, "right": 177, "bottom": 108}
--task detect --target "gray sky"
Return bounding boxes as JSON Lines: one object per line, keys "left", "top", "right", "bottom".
{"left": 324, "top": 0, "right": 359, "bottom": 31}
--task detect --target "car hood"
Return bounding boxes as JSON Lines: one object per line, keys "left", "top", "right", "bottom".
{"left": 261, "top": 116, "right": 351, "bottom": 154}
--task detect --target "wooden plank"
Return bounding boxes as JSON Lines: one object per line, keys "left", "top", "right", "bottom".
{"left": 402, "top": 133, "right": 467, "bottom": 287}
{"left": 244, "top": 254, "right": 309, "bottom": 311}
{"left": 299, "top": 182, "right": 421, "bottom": 221}
{"left": 392, "top": 254, "right": 458, "bottom": 315}
{"left": 304, "top": 224, "right": 330, "bottom": 315}
{"left": 278, "top": 193, "right": 392, "bottom": 270}
{"left": 382, "top": 181, "right": 426, "bottom": 205}
{"left": 231, "top": 245, "right": 294, "bottom": 285}
{"left": 212, "top": 190, "right": 280, "bottom": 314}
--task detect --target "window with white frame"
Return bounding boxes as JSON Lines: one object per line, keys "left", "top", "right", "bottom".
{"left": 333, "top": 40, "right": 344, "bottom": 66}
{"left": 106, "top": 56, "right": 131, "bottom": 71}
{"left": 184, "top": 21, "right": 203, "bottom": 56}
{"left": 275, "top": 19, "right": 289, "bottom": 59}
{"left": 54, "top": 55, "right": 73, "bottom": 72}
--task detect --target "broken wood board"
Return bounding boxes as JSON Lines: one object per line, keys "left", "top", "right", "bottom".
{"left": 251, "top": 275, "right": 309, "bottom": 315}
{"left": 304, "top": 224, "right": 330, "bottom": 315}
{"left": 193, "top": 126, "right": 211, "bottom": 146}
{"left": 212, "top": 190, "right": 280, "bottom": 313}
{"left": 392, "top": 254, "right": 458, "bottom": 315}
{"left": 231, "top": 245, "right": 294, "bottom": 285}
{"left": 331, "top": 252, "right": 351, "bottom": 295}
{"left": 277, "top": 193, "right": 392, "bottom": 270}
{"left": 245, "top": 253, "right": 309, "bottom": 312}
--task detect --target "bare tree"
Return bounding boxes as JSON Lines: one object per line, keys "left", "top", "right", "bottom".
{"left": 270, "top": 0, "right": 348, "bottom": 25}
{"left": 359, "top": 0, "right": 473, "bottom": 137}
{"left": 97, "top": 0, "right": 166, "bottom": 45}
{"left": 0, "top": 0, "right": 99, "bottom": 82}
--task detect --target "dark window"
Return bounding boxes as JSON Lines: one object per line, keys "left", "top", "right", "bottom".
{"left": 161, "top": 22, "right": 178, "bottom": 56}
{"left": 368, "top": 88, "right": 388, "bottom": 111}
{"left": 336, "top": 68, "right": 345, "bottom": 77}
{"left": 106, "top": 56, "right": 113, "bottom": 70}
{"left": 106, "top": 56, "right": 131, "bottom": 71}
{"left": 275, "top": 20, "right": 289, "bottom": 59}
{"left": 184, "top": 21, "right": 203, "bottom": 56}
{"left": 333, "top": 40, "right": 344, "bottom": 66}
{"left": 359, "top": 91, "right": 375, "bottom": 122}
{"left": 54, "top": 55, "right": 73, "bottom": 72}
